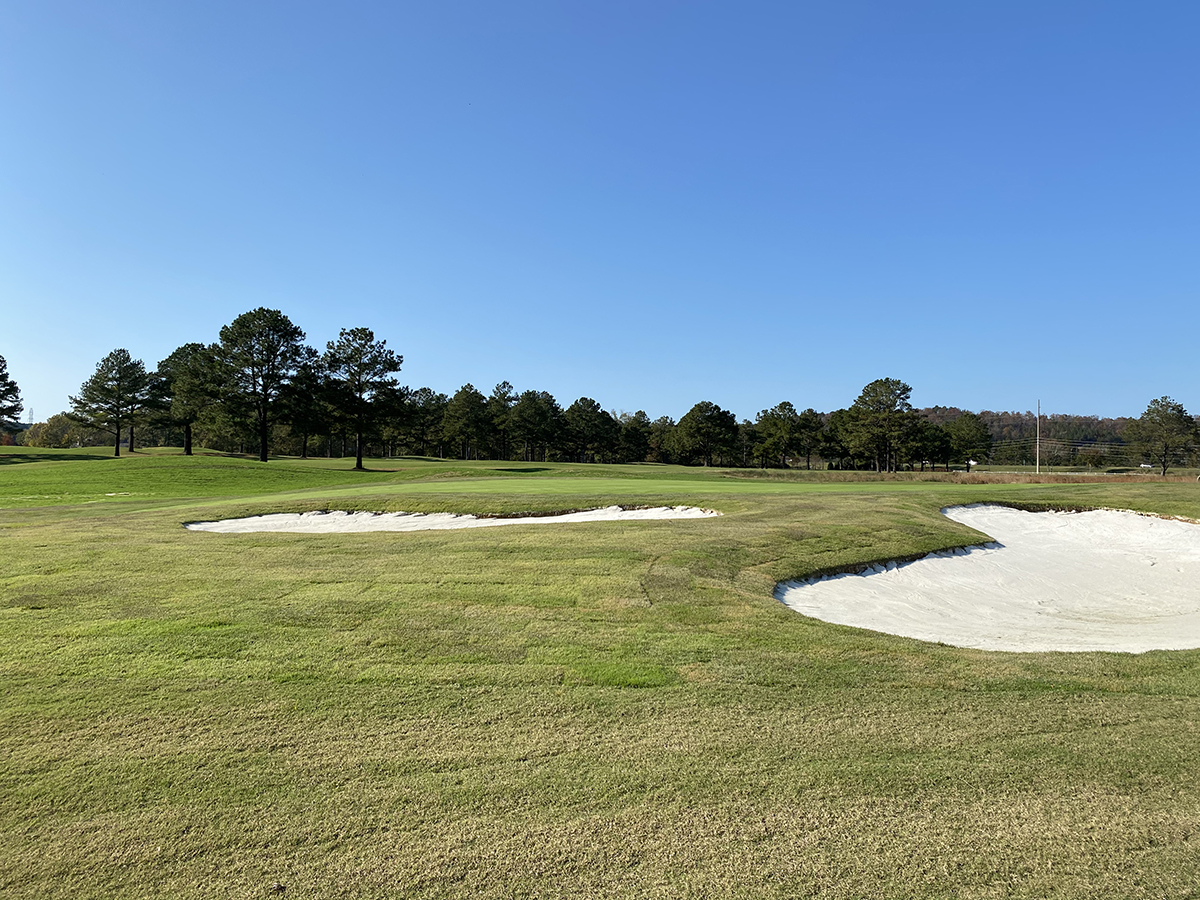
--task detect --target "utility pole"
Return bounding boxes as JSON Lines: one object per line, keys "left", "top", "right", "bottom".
{"left": 1036, "top": 400, "right": 1040, "bottom": 475}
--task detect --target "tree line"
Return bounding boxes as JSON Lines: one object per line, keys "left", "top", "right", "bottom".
{"left": 6, "top": 309, "right": 1198, "bottom": 473}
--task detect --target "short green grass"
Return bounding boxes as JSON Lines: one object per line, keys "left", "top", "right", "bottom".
{"left": 3, "top": 450, "right": 1200, "bottom": 898}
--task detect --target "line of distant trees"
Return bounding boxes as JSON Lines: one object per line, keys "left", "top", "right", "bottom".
{"left": 7, "top": 308, "right": 1199, "bottom": 473}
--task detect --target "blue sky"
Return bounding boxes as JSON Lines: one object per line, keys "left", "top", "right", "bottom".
{"left": 2, "top": 1, "right": 1197, "bottom": 423}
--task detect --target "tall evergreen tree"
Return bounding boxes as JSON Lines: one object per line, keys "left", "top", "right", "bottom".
{"left": 323, "top": 327, "right": 403, "bottom": 470}
{"left": 617, "top": 411, "right": 651, "bottom": 463}
{"left": 405, "top": 388, "right": 449, "bottom": 456}
{"left": 737, "top": 419, "right": 758, "bottom": 467}
{"left": 1126, "top": 396, "right": 1196, "bottom": 476}
{"left": 487, "top": 382, "right": 517, "bottom": 460}
{"left": 154, "top": 343, "right": 214, "bottom": 456}
{"left": 377, "top": 383, "right": 413, "bottom": 458}
{"left": 510, "top": 390, "right": 562, "bottom": 462}
{"left": 945, "top": 412, "right": 992, "bottom": 470}
{"left": 795, "top": 407, "right": 824, "bottom": 469}
{"left": 754, "top": 401, "right": 800, "bottom": 468}
{"left": 215, "top": 308, "right": 306, "bottom": 462}
{"left": 68, "top": 349, "right": 152, "bottom": 456}
{"left": 0, "top": 354, "right": 22, "bottom": 431}
{"left": 915, "top": 419, "right": 954, "bottom": 471}
{"left": 820, "top": 409, "right": 854, "bottom": 469}
{"left": 676, "top": 401, "right": 738, "bottom": 466}
{"left": 442, "top": 384, "right": 489, "bottom": 459}
{"left": 647, "top": 415, "right": 677, "bottom": 464}
{"left": 564, "top": 397, "right": 619, "bottom": 463}
{"left": 279, "top": 346, "right": 329, "bottom": 460}
{"left": 845, "top": 378, "right": 915, "bottom": 472}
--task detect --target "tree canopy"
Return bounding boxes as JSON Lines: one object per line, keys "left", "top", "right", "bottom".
{"left": 510, "top": 390, "right": 562, "bottom": 463}
{"left": 676, "top": 401, "right": 738, "bottom": 466}
{"left": 442, "top": 384, "right": 489, "bottom": 460}
{"left": 946, "top": 412, "right": 992, "bottom": 469}
{"left": 405, "top": 387, "right": 449, "bottom": 457}
{"left": 486, "top": 382, "right": 517, "bottom": 459}
{"left": 154, "top": 343, "right": 213, "bottom": 456}
{"left": 29, "top": 305, "right": 1200, "bottom": 473}
{"left": 23, "top": 413, "right": 107, "bottom": 448}
{"left": 564, "top": 397, "right": 619, "bottom": 463}
{"left": 617, "top": 411, "right": 652, "bottom": 464}
{"left": 68, "top": 349, "right": 152, "bottom": 456}
{"left": 754, "top": 401, "right": 800, "bottom": 468}
{"left": 323, "top": 327, "right": 403, "bottom": 469}
{"left": 0, "top": 354, "right": 22, "bottom": 430}
{"left": 1127, "top": 396, "right": 1196, "bottom": 476}
{"left": 216, "top": 308, "right": 306, "bottom": 462}
{"left": 845, "top": 377, "right": 915, "bottom": 472}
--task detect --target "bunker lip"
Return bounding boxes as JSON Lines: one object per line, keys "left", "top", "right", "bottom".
{"left": 776, "top": 503, "right": 1200, "bottom": 654}
{"left": 184, "top": 505, "right": 721, "bottom": 533}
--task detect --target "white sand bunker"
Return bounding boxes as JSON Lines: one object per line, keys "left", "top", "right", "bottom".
{"left": 776, "top": 505, "right": 1200, "bottom": 653}
{"left": 186, "top": 505, "right": 719, "bottom": 534}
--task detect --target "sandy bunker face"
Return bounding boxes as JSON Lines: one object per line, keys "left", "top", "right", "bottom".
{"left": 776, "top": 505, "right": 1200, "bottom": 653}
{"left": 186, "top": 506, "right": 719, "bottom": 534}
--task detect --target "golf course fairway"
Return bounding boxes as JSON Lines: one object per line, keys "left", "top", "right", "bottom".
{"left": 3, "top": 449, "right": 1199, "bottom": 899}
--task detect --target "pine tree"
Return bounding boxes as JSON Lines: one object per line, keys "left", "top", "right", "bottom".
{"left": 216, "top": 308, "right": 306, "bottom": 462}
{"left": 1127, "top": 397, "right": 1196, "bottom": 476}
{"left": 68, "top": 349, "right": 151, "bottom": 456}
{"left": 0, "top": 354, "right": 22, "bottom": 430}
{"left": 323, "top": 328, "right": 403, "bottom": 469}
{"left": 154, "top": 343, "right": 216, "bottom": 456}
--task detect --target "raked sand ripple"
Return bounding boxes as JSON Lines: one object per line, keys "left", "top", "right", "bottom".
{"left": 186, "top": 505, "right": 719, "bottom": 534}
{"left": 776, "top": 504, "right": 1200, "bottom": 653}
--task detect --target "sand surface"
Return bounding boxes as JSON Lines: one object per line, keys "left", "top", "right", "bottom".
{"left": 776, "top": 504, "right": 1200, "bottom": 653}
{"left": 186, "top": 505, "right": 719, "bottom": 534}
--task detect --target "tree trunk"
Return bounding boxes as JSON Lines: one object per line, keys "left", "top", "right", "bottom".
{"left": 128, "top": 424, "right": 135, "bottom": 453}
{"left": 113, "top": 424, "right": 121, "bottom": 457}
{"left": 184, "top": 422, "right": 193, "bottom": 456}
{"left": 355, "top": 429, "right": 364, "bottom": 470}
{"left": 258, "top": 411, "right": 269, "bottom": 462}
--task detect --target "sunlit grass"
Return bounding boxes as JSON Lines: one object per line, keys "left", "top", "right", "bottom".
{"left": 2, "top": 448, "right": 1200, "bottom": 898}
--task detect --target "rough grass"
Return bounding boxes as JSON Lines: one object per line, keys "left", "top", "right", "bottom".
{"left": 3, "top": 451, "right": 1200, "bottom": 898}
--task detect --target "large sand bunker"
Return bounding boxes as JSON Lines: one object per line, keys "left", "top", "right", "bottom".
{"left": 186, "top": 505, "right": 719, "bottom": 533}
{"left": 776, "top": 505, "right": 1200, "bottom": 653}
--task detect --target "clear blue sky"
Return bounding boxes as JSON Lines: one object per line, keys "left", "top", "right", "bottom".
{"left": 3, "top": 1, "right": 1197, "bottom": 423}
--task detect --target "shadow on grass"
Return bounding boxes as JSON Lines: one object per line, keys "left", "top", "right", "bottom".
{"left": 0, "top": 451, "right": 116, "bottom": 464}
